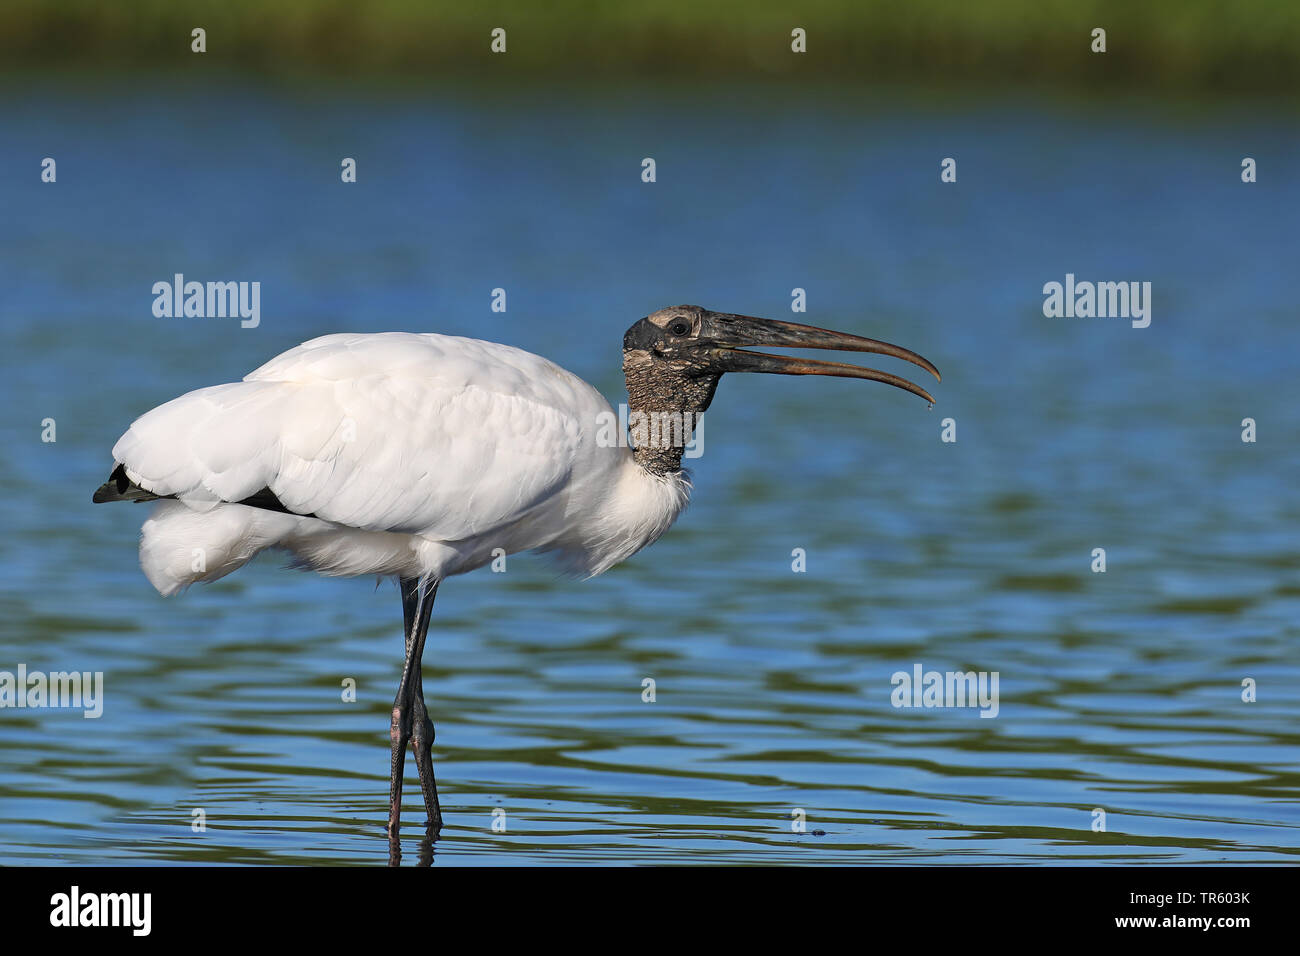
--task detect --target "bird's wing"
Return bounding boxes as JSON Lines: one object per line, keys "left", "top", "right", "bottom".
{"left": 112, "top": 332, "right": 614, "bottom": 538}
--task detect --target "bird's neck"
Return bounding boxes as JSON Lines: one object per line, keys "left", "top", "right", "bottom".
{"left": 632, "top": 438, "right": 687, "bottom": 476}
{"left": 623, "top": 357, "right": 719, "bottom": 477}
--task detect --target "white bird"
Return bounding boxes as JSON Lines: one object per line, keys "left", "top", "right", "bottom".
{"left": 93, "top": 305, "right": 939, "bottom": 837}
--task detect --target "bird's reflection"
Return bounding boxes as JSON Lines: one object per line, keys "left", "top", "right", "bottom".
{"left": 387, "top": 822, "right": 441, "bottom": 867}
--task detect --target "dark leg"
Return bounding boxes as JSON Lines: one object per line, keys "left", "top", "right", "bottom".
{"left": 409, "top": 649, "right": 442, "bottom": 829}
{"left": 387, "top": 575, "right": 440, "bottom": 836}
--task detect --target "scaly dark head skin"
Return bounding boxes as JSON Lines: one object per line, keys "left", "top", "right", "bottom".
{"left": 622, "top": 305, "right": 941, "bottom": 475}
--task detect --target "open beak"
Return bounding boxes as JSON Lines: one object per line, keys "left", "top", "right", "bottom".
{"left": 696, "top": 312, "right": 941, "bottom": 404}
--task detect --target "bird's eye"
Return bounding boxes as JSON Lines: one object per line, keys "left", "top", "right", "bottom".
{"left": 670, "top": 321, "right": 690, "bottom": 336}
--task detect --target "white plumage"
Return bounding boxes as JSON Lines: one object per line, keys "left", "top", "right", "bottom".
{"left": 111, "top": 332, "right": 691, "bottom": 595}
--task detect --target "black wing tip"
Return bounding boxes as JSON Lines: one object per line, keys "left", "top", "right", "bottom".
{"left": 92, "top": 463, "right": 127, "bottom": 503}
{"left": 92, "top": 463, "right": 163, "bottom": 504}
{"left": 91, "top": 464, "right": 314, "bottom": 518}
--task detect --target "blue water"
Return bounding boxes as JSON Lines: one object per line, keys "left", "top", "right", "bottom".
{"left": 1, "top": 76, "right": 1297, "bottom": 864}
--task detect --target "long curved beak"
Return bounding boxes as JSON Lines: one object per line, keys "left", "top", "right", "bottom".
{"left": 696, "top": 312, "right": 941, "bottom": 404}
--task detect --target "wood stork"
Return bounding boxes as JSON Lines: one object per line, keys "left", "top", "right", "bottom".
{"left": 92, "top": 305, "right": 939, "bottom": 837}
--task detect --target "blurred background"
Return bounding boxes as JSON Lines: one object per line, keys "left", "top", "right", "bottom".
{"left": 0, "top": 1, "right": 1297, "bottom": 864}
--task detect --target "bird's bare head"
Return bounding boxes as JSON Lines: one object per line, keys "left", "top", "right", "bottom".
{"left": 623, "top": 305, "right": 940, "bottom": 405}
{"left": 621, "top": 305, "right": 940, "bottom": 474}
